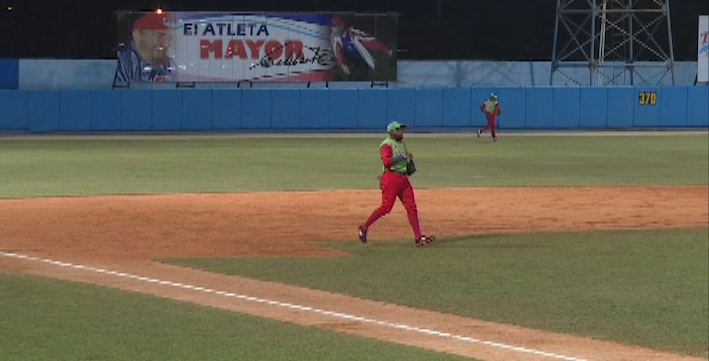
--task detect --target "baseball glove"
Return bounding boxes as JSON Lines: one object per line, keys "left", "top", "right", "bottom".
{"left": 406, "top": 159, "right": 417, "bottom": 175}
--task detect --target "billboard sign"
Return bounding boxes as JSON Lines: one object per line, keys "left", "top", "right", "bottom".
{"left": 116, "top": 12, "right": 397, "bottom": 83}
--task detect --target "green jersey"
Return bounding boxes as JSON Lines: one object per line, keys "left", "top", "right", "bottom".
{"left": 483, "top": 100, "right": 499, "bottom": 114}
{"left": 381, "top": 137, "right": 408, "bottom": 174}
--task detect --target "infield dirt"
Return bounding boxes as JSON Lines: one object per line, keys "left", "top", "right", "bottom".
{"left": 1, "top": 186, "right": 707, "bottom": 361}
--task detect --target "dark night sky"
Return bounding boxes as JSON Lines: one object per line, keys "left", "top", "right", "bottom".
{"left": 0, "top": 0, "right": 706, "bottom": 60}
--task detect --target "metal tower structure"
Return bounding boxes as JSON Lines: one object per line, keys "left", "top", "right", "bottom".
{"left": 550, "top": 0, "right": 675, "bottom": 86}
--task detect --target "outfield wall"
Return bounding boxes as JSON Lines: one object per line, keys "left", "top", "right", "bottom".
{"left": 0, "top": 87, "right": 707, "bottom": 132}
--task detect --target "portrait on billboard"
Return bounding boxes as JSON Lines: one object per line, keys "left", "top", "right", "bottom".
{"left": 115, "top": 12, "right": 176, "bottom": 83}
{"left": 115, "top": 12, "right": 396, "bottom": 83}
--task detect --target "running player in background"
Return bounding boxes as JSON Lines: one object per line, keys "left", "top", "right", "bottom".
{"left": 477, "top": 93, "right": 501, "bottom": 141}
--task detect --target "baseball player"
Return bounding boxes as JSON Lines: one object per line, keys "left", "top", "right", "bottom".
{"left": 477, "top": 93, "right": 501, "bottom": 141}
{"left": 330, "top": 15, "right": 393, "bottom": 77}
{"left": 116, "top": 12, "right": 175, "bottom": 83}
{"left": 358, "top": 121, "right": 436, "bottom": 247}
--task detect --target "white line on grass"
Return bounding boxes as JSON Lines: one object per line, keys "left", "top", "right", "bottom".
{"left": 0, "top": 251, "right": 588, "bottom": 361}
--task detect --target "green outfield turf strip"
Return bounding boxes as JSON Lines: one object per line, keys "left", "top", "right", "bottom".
{"left": 165, "top": 228, "right": 709, "bottom": 358}
{"left": 0, "top": 134, "right": 706, "bottom": 197}
{"left": 0, "top": 271, "right": 474, "bottom": 361}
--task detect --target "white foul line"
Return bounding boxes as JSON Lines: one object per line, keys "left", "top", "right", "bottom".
{"left": 0, "top": 251, "right": 588, "bottom": 361}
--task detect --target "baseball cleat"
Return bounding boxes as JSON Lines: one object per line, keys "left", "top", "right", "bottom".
{"left": 476, "top": 129, "right": 481, "bottom": 138}
{"left": 415, "top": 235, "right": 436, "bottom": 247}
{"left": 358, "top": 225, "right": 368, "bottom": 244}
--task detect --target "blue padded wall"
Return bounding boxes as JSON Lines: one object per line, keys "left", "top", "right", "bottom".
{"left": 242, "top": 89, "right": 271, "bottom": 129}
{"left": 59, "top": 90, "right": 91, "bottom": 131}
{"left": 386, "top": 88, "right": 415, "bottom": 124}
{"left": 687, "top": 87, "right": 709, "bottom": 127}
{"left": 414, "top": 88, "right": 443, "bottom": 127}
{"left": 0, "top": 90, "right": 27, "bottom": 129}
{"left": 3, "top": 86, "right": 707, "bottom": 133}
{"left": 28, "top": 90, "right": 59, "bottom": 132}
{"left": 121, "top": 89, "right": 152, "bottom": 130}
{"left": 442, "top": 87, "right": 471, "bottom": 127}
{"left": 606, "top": 87, "right": 634, "bottom": 128}
{"left": 525, "top": 87, "right": 553, "bottom": 128}
{"left": 300, "top": 89, "right": 329, "bottom": 128}
{"left": 152, "top": 90, "right": 182, "bottom": 130}
{"left": 90, "top": 90, "right": 121, "bottom": 130}
{"left": 659, "top": 86, "right": 687, "bottom": 127}
{"left": 357, "top": 89, "right": 386, "bottom": 129}
{"left": 633, "top": 86, "right": 661, "bottom": 127}
{"left": 271, "top": 89, "right": 301, "bottom": 129}
{"left": 181, "top": 89, "right": 212, "bottom": 130}
{"left": 579, "top": 88, "right": 607, "bottom": 128}
{"left": 552, "top": 87, "right": 580, "bottom": 128}
{"left": 496, "top": 88, "right": 525, "bottom": 128}
{"left": 329, "top": 89, "right": 358, "bottom": 128}
{"left": 212, "top": 90, "right": 242, "bottom": 129}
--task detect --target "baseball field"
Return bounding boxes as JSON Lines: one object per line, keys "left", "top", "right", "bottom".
{"left": 0, "top": 132, "right": 707, "bottom": 361}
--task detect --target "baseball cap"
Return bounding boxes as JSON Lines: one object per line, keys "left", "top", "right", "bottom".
{"left": 132, "top": 13, "right": 170, "bottom": 31}
{"left": 489, "top": 93, "right": 498, "bottom": 100}
{"left": 386, "top": 121, "right": 405, "bottom": 132}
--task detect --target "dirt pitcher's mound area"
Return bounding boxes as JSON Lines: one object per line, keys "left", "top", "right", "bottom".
{"left": 1, "top": 186, "right": 707, "bottom": 361}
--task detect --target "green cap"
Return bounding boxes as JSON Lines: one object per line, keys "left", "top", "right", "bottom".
{"left": 386, "top": 121, "right": 405, "bottom": 132}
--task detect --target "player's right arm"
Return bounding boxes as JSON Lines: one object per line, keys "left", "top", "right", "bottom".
{"left": 380, "top": 144, "right": 406, "bottom": 169}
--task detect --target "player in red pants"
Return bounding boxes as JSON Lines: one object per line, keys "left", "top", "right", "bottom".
{"left": 358, "top": 121, "right": 435, "bottom": 247}
{"left": 477, "top": 93, "right": 501, "bottom": 141}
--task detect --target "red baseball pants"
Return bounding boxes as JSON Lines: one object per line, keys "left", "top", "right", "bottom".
{"left": 362, "top": 171, "right": 421, "bottom": 239}
{"left": 480, "top": 114, "right": 497, "bottom": 138}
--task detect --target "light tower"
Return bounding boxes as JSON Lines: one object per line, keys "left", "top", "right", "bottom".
{"left": 550, "top": 0, "right": 675, "bottom": 86}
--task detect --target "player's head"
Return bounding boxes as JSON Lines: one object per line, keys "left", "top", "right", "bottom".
{"left": 387, "top": 121, "right": 406, "bottom": 141}
{"left": 489, "top": 93, "right": 498, "bottom": 101}
{"left": 330, "top": 15, "right": 342, "bottom": 29}
{"left": 330, "top": 15, "right": 344, "bottom": 35}
{"left": 131, "top": 12, "right": 172, "bottom": 65}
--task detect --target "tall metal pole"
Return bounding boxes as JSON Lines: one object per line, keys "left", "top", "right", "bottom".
{"left": 628, "top": 0, "right": 634, "bottom": 85}
{"left": 598, "top": 0, "right": 608, "bottom": 85}
{"left": 550, "top": 0, "right": 561, "bottom": 85}
{"left": 665, "top": 0, "right": 675, "bottom": 85}
{"left": 590, "top": 0, "right": 597, "bottom": 85}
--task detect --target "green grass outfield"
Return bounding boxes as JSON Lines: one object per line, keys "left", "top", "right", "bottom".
{"left": 0, "top": 133, "right": 706, "bottom": 197}
{"left": 1, "top": 133, "right": 707, "bottom": 359}
{"left": 0, "top": 271, "right": 473, "bottom": 361}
